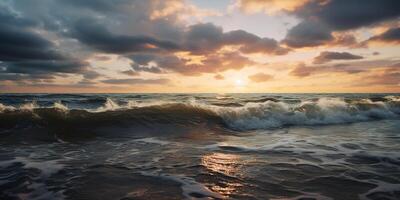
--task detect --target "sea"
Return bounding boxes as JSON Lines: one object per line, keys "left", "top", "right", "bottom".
{"left": 0, "top": 93, "right": 399, "bottom": 200}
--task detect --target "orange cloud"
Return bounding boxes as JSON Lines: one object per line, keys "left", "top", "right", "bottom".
{"left": 150, "top": 0, "right": 220, "bottom": 21}
{"left": 214, "top": 74, "right": 224, "bottom": 80}
{"left": 248, "top": 72, "right": 273, "bottom": 82}
{"left": 233, "top": 0, "right": 310, "bottom": 14}
{"left": 313, "top": 51, "right": 363, "bottom": 64}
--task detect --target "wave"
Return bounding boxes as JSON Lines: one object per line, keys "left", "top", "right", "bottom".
{"left": 0, "top": 100, "right": 225, "bottom": 136}
{"left": 0, "top": 97, "right": 399, "bottom": 133}
{"left": 215, "top": 97, "right": 400, "bottom": 130}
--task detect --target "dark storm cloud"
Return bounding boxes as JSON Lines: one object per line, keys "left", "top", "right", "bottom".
{"left": 0, "top": 6, "right": 62, "bottom": 62}
{"left": 283, "top": 23, "right": 360, "bottom": 48}
{"left": 0, "top": 73, "right": 57, "bottom": 85}
{"left": 367, "top": 27, "right": 400, "bottom": 44}
{"left": 70, "top": 19, "right": 180, "bottom": 54}
{"left": 283, "top": 20, "right": 333, "bottom": 48}
{"left": 183, "top": 23, "right": 224, "bottom": 54}
{"left": 120, "top": 23, "right": 288, "bottom": 76}
{"left": 101, "top": 78, "right": 171, "bottom": 85}
{"left": 0, "top": 0, "right": 292, "bottom": 84}
{"left": 313, "top": 51, "right": 364, "bottom": 64}
{"left": 3, "top": 60, "right": 88, "bottom": 74}
{"left": 0, "top": 27, "right": 63, "bottom": 62}
{"left": 283, "top": 0, "right": 400, "bottom": 48}
{"left": 60, "top": 0, "right": 129, "bottom": 12}
{"left": 0, "top": 3, "right": 91, "bottom": 82}
{"left": 183, "top": 23, "right": 290, "bottom": 55}
{"left": 294, "top": 0, "right": 400, "bottom": 30}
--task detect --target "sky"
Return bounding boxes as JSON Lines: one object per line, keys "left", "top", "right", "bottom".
{"left": 0, "top": 0, "right": 399, "bottom": 93}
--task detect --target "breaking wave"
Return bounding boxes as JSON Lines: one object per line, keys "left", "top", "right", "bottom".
{"left": 0, "top": 96, "right": 399, "bottom": 132}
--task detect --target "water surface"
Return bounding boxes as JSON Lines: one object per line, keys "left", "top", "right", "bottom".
{"left": 0, "top": 93, "right": 399, "bottom": 199}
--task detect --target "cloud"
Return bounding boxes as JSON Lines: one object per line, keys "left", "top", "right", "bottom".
{"left": 234, "top": 0, "right": 309, "bottom": 14}
{"left": 313, "top": 51, "right": 363, "bottom": 64}
{"left": 3, "top": 60, "right": 89, "bottom": 74}
{"left": 289, "top": 63, "right": 363, "bottom": 78}
{"left": 330, "top": 34, "right": 359, "bottom": 47}
{"left": 129, "top": 52, "right": 255, "bottom": 76}
{"left": 283, "top": 0, "right": 400, "bottom": 48}
{"left": 283, "top": 20, "right": 333, "bottom": 48}
{"left": 2, "top": 0, "right": 397, "bottom": 92}
{"left": 0, "top": 73, "right": 54, "bottom": 83}
{"left": 149, "top": 0, "right": 220, "bottom": 20}
{"left": 214, "top": 74, "right": 224, "bottom": 80}
{"left": 0, "top": 3, "right": 92, "bottom": 83}
{"left": 93, "top": 55, "right": 112, "bottom": 61}
{"left": 183, "top": 23, "right": 289, "bottom": 55}
{"left": 289, "top": 59, "right": 400, "bottom": 78}
{"left": 222, "top": 29, "right": 290, "bottom": 55}
{"left": 131, "top": 63, "right": 164, "bottom": 74}
{"left": 101, "top": 78, "right": 171, "bottom": 85}
{"left": 71, "top": 19, "right": 180, "bottom": 54}
{"left": 366, "top": 27, "right": 400, "bottom": 44}
{"left": 121, "top": 70, "right": 140, "bottom": 76}
{"left": 356, "top": 67, "right": 400, "bottom": 86}
{"left": 3, "top": 0, "right": 281, "bottom": 85}
{"left": 248, "top": 72, "right": 273, "bottom": 82}
{"left": 292, "top": 0, "right": 400, "bottom": 30}
{"left": 283, "top": 24, "right": 361, "bottom": 48}
{"left": 289, "top": 63, "right": 315, "bottom": 77}
{"left": 60, "top": 0, "right": 124, "bottom": 11}
{"left": 82, "top": 70, "right": 101, "bottom": 80}
{"left": 0, "top": 6, "right": 60, "bottom": 62}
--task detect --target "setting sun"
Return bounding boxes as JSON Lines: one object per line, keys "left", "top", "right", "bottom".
{"left": 235, "top": 79, "right": 245, "bottom": 87}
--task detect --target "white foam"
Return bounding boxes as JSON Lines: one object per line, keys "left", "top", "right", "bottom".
{"left": 0, "top": 103, "right": 15, "bottom": 112}
{"left": 20, "top": 101, "right": 38, "bottom": 111}
{"left": 53, "top": 101, "right": 68, "bottom": 112}
{"left": 13, "top": 157, "right": 65, "bottom": 178}
{"left": 207, "top": 97, "right": 399, "bottom": 130}
{"left": 96, "top": 98, "right": 121, "bottom": 111}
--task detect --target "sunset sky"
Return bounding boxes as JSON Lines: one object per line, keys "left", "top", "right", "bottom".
{"left": 0, "top": 0, "right": 399, "bottom": 93}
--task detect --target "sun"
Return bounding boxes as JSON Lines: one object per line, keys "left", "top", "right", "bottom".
{"left": 235, "top": 79, "right": 246, "bottom": 87}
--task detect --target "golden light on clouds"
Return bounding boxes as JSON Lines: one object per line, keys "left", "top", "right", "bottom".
{"left": 0, "top": 0, "right": 399, "bottom": 93}
{"left": 233, "top": 0, "right": 310, "bottom": 14}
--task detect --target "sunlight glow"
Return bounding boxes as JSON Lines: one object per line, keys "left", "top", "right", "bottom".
{"left": 235, "top": 79, "right": 245, "bottom": 87}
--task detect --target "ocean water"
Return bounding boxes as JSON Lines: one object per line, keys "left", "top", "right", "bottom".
{"left": 0, "top": 93, "right": 399, "bottom": 200}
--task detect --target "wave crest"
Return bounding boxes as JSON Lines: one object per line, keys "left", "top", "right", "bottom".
{"left": 0, "top": 97, "right": 399, "bottom": 132}
{"left": 213, "top": 97, "right": 399, "bottom": 130}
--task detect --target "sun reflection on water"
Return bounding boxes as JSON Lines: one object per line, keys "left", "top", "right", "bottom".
{"left": 201, "top": 152, "right": 244, "bottom": 196}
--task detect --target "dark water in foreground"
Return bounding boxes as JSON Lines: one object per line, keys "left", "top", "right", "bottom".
{"left": 0, "top": 93, "right": 399, "bottom": 199}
